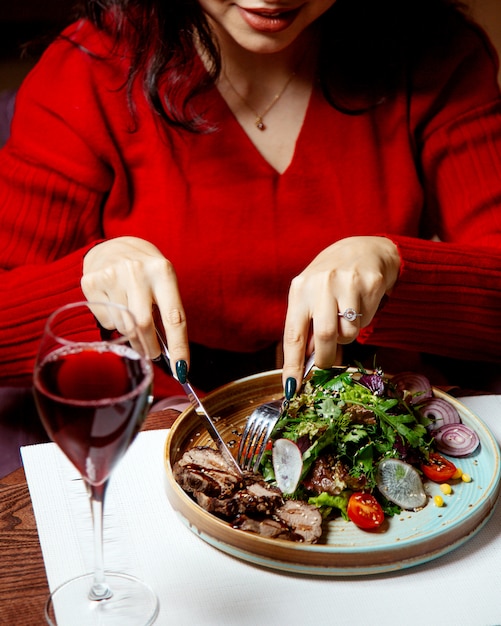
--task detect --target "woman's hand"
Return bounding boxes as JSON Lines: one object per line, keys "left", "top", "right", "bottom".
{"left": 81, "top": 236, "right": 189, "bottom": 367}
{"left": 281, "top": 236, "right": 401, "bottom": 391}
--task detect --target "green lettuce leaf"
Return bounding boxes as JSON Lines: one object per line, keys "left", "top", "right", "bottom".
{"left": 308, "top": 491, "right": 351, "bottom": 520}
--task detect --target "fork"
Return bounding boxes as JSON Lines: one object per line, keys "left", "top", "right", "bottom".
{"left": 237, "top": 352, "right": 317, "bottom": 473}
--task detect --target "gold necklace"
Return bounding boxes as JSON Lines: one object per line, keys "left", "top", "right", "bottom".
{"left": 223, "top": 70, "right": 297, "bottom": 131}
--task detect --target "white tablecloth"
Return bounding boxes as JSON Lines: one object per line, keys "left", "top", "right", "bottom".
{"left": 22, "top": 396, "right": 501, "bottom": 626}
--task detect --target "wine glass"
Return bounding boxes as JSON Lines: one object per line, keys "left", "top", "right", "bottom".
{"left": 33, "top": 301, "right": 159, "bottom": 626}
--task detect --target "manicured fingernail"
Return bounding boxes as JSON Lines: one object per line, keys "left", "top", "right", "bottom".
{"left": 175, "top": 360, "right": 188, "bottom": 384}
{"left": 285, "top": 377, "right": 297, "bottom": 401}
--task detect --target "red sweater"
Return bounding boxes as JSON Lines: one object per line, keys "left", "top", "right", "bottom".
{"left": 1, "top": 19, "right": 501, "bottom": 397}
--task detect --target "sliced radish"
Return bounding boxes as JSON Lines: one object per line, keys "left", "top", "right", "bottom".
{"left": 272, "top": 439, "right": 303, "bottom": 495}
{"left": 433, "top": 423, "right": 480, "bottom": 457}
{"left": 420, "top": 397, "right": 461, "bottom": 431}
{"left": 390, "top": 372, "right": 433, "bottom": 404}
{"left": 376, "top": 458, "right": 427, "bottom": 510}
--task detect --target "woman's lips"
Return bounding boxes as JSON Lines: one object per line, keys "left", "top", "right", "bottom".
{"left": 237, "top": 6, "right": 301, "bottom": 33}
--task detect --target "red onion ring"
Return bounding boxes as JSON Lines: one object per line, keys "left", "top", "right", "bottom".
{"left": 433, "top": 423, "right": 480, "bottom": 457}
{"left": 390, "top": 372, "right": 433, "bottom": 405}
{"left": 420, "top": 398, "right": 461, "bottom": 431}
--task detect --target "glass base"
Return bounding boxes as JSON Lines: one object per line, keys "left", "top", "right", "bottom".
{"left": 45, "top": 572, "right": 159, "bottom": 626}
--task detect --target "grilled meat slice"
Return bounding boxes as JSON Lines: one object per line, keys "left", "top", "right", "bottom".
{"left": 232, "top": 481, "right": 283, "bottom": 516}
{"left": 232, "top": 515, "right": 301, "bottom": 541}
{"left": 193, "top": 491, "right": 239, "bottom": 517}
{"left": 174, "top": 446, "right": 242, "bottom": 478}
{"left": 192, "top": 480, "right": 283, "bottom": 518}
{"left": 173, "top": 446, "right": 242, "bottom": 497}
{"left": 231, "top": 500, "right": 323, "bottom": 543}
{"left": 303, "top": 453, "right": 366, "bottom": 495}
{"left": 274, "top": 500, "right": 323, "bottom": 543}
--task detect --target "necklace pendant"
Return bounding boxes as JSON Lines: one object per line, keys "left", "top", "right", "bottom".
{"left": 255, "top": 117, "right": 266, "bottom": 131}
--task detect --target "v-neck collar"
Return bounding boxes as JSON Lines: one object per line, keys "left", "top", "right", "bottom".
{"left": 211, "top": 81, "right": 315, "bottom": 177}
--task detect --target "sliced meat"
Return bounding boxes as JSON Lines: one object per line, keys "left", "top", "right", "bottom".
{"left": 275, "top": 500, "right": 323, "bottom": 543}
{"left": 303, "top": 454, "right": 366, "bottom": 495}
{"left": 173, "top": 446, "right": 242, "bottom": 497}
{"left": 302, "top": 454, "right": 348, "bottom": 495}
{"left": 232, "top": 515, "right": 301, "bottom": 541}
{"left": 193, "top": 491, "right": 239, "bottom": 517}
{"left": 173, "top": 446, "right": 324, "bottom": 543}
{"left": 175, "top": 446, "right": 241, "bottom": 476}
{"left": 192, "top": 477, "right": 283, "bottom": 518}
{"left": 188, "top": 465, "right": 284, "bottom": 518}
{"left": 173, "top": 464, "right": 238, "bottom": 497}
{"left": 232, "top": 481, "right": 283, "bottom": 516}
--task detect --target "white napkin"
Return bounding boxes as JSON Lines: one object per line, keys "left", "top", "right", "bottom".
{"left": 22, "top": 397, "right": 501, "bottom": 626}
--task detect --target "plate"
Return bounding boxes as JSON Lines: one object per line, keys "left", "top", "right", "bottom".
{"left": 164, "top": 370, "right": 501, "bottom": 575}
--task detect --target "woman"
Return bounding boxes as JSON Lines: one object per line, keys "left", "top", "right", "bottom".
{"left": 1, "top": 0, "right": 501, "bottom": 400}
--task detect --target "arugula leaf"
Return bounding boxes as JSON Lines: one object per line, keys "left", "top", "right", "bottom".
{"left": 351, "top": 443, "right": 376, "bottom": 486}
{"left": 311, "top": 369, "right": 351, "bottom": 391}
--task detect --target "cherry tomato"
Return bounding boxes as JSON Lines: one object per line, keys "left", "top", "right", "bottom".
{"left": 420, "top": 452, "right": 457, "bottom": 483}
{"left": 347, "top": 492, "right": 385, "bottom": 530}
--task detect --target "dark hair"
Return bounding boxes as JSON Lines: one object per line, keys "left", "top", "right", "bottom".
{"left": 79, "top": 0, "right": 470, "bottom": 131}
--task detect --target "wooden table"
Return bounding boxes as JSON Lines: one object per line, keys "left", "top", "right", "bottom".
{"left": 0, "top": 409, "right": 179, "bottom": 625}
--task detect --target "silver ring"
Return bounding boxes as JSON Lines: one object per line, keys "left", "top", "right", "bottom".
{"left": 338, "top": 308, "right": 362, "bottom": 322}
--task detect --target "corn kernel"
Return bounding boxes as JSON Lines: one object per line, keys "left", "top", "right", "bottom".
{"left": 451, "top": 467, "right": 463, "bottom": 480}
{"left": 440, "top": 483, "right": 452, "bottom": 495}
{"left": 434, "top": 495, "right": 444, "bottom": 507}
{"left": 461, "top": 473, "right": 472, "bottom": 483}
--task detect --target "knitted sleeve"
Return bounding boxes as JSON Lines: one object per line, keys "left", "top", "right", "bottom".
{"left": 359, "top": 235, "right": 501, "bottom": 362}
{"left": 0, "top": 149, "right": 105, "bottom": 385}
{"left": 0, "top": 24, "right": 112, "bottom": 385}
{"left": 361, "top": 67, "right": 501, "bottom": 362}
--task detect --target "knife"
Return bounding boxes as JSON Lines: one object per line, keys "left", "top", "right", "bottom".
{"left": 153, "top": 327, "right": 243, "bottom": 477}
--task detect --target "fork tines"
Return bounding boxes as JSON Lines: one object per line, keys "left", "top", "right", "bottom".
{"left": 237, "top": 401, "right": 282, "bottom": 472}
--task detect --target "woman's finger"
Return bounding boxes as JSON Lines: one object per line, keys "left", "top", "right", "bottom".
{"left": 151, "top": 268, "right": 189, "bottom": 375}
{"left": 281, "top": 277, "right": 317, "bottom": 392}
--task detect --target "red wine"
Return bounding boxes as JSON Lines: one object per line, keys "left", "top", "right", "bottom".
{"left": 34, "top": 344, "right": 152, "bottom": 485}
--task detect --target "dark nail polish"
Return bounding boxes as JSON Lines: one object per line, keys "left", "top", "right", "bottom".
{"left": 176, "top": 360, "right": 188, "bottom": 384}
{"left": 285, "top": 377, "right": 297, "bottom": 401}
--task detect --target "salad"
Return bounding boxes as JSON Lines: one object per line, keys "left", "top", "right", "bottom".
{"left": 259, "top": 367, "right": 480, "bottom": 530}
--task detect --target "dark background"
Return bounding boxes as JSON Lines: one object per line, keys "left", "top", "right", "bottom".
{"left": 0, "top": 2, "right": 500, "bottom": 90}
{"left": 0, "top": 1, "right": 73, "bottom": 58}
{"left": 0, "top": 0, "right": 75, "bottom": 90}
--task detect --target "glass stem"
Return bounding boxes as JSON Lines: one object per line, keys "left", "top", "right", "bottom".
{"left": 88, "top": 481, "right": 113, "bottom": 601}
